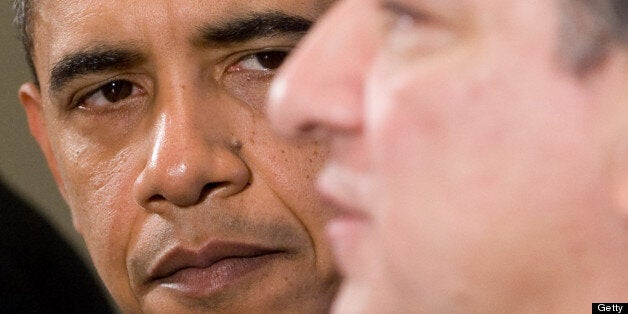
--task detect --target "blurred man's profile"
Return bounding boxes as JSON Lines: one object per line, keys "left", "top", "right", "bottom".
{"left": 270, "top": 0, "right": 628, "bottom": 313}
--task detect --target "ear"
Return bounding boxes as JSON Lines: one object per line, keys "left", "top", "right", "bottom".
{"left": 18, "top": 83, "right": 73, "bottom": 216}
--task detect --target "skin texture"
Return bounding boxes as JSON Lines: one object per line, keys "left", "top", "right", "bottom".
{"left": 19, "top": 0, "right": 339, "bottom": 313}
{"left": 269, "top": 0, "right": 628, "bottom": 313}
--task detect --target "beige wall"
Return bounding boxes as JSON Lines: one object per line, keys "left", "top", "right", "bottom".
{"left": 0, "top": 2, "right": 89, "bottom": 265}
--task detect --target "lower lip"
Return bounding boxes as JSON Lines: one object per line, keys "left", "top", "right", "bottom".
{"left": 157, "top": 253, "right": 280, "bottom": 297}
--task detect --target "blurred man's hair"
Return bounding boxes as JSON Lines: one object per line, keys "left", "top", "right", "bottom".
{"left": 561, "top": 0, "right": 628, "bottom": 73}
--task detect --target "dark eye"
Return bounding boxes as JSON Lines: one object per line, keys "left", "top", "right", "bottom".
{"left": 231, "top": 50, "right": 289, "bottom": 72}
{"left": 102, "top": 80, "right": 134, "bottom": 103}
{"left": 254, "top": 51, "right": 288, "bottom": 70}
{"left": 79, "top": 80, "right": 141, "bottom": 110}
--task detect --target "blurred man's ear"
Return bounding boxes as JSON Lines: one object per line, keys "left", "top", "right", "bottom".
{"left": 615, "top": 143, "right": 628, "bottom": 219}
{"left": 18, "top": 83, "right": 71, "bottom": 214}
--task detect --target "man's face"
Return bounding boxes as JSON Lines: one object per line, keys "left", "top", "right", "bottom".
{"left": 270, "top": 0, "right": 626, "bottom": 312}
{"left": 21, "top": 0, "right": 339, "bottom": 312}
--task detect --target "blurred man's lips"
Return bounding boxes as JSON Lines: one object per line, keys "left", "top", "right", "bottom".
{"left": 317, "top": 162, "right": 372, "bottom": 275}
{"left": 148, "top": 241, "right": 283, "bottom": 297}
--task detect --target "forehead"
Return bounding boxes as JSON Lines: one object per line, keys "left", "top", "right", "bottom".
{"left": 30, "top": 0, "right": 332, "bottom": 74}
{"left": 33, "top": 0, "right": 332, "bottom": 24}
{"left": 33, "top": 0, "right": 332, "bottom": 21}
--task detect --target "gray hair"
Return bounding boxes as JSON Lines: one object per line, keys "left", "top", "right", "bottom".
{"left": 560, "top": 0, "right": 628, "bottom": 73}
{"left": 12, "top": 0, "right": 37, "bottom": 85}
{"left": 11, "top": 0, "right": 628, "bottom": 84}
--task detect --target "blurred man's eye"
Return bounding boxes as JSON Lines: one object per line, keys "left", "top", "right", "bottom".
{"left": 381, "top": 1, "right": 431, "bottom": 31}
{"left": 378, "top": 1, "right": 455, "bottom": 59}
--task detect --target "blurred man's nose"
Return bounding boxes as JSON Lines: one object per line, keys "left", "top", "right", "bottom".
{"left": 133, "top": 81, "right": 250, "bottom": 212}
{"left": 268, "top": 0, "right": 378, "bottom": 140}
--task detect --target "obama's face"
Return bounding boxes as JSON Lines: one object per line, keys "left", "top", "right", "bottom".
{"left": 20, "top": 0, "right": 338, "bottom": 312}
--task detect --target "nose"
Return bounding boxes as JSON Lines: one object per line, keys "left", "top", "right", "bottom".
{"left": 267, "top": 0, "right": 378, "bottom": 139}
{"left": 133, "top": 89, "right": 250, "bottom": 211}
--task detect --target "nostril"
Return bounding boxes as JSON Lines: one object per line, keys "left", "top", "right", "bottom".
{"left": 199, "top": 181, "right": 235, "bottom": 198}
{"left": 202, "top": 181, "right": 228, "bottom": 197}
{"left": 148, "top": 195, "right": 166, "bottom": 203}
{"left": 200, "top": 178, "right": 250, "bottom": 199}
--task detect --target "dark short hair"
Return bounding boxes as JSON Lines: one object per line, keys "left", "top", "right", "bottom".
{"left": 12, "top": 0, "right": 628, "bottom": 84}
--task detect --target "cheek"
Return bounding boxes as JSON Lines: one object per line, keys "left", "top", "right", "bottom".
{"left": 223, "top": 72, "right": 272, "bottom": 113}
{"left": 244, "top": 118, "right": 329, "bottom": 203}
{"left": 57, "top": 138, "right": 136, "bottom": 232}
{"left": 52, "top": 133, "right": 140, "bottom": 297}
{"left": 367, "top": 51, "right": 607, "bottom": 303}
{"left": 244, "top": 124, "right": 337, "bottom": 262}
{"left": 365, "top": 69, "right": 474, "bottom": 213}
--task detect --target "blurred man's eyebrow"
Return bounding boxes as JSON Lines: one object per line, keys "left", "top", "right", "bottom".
{"left": 198, "top": 11, "right": 313, "bottom": 45}
{"left": 50, "top": 47, "right": 144, "bottom": 93}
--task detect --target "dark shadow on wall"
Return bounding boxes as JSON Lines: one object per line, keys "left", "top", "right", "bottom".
{"left": 0, "top": 178, "right": 114, "bottom": 314}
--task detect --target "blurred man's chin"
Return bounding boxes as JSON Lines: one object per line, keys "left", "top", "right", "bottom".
{"left": 332, "top": 280, "right": 403, "bottom": 314}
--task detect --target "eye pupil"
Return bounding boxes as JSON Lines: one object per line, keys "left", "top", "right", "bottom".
{"left": 256, "top": 51, "right": 288, "bottom": 70}
{"left": 103, "top": 80, "right": 133, "bottom": 103}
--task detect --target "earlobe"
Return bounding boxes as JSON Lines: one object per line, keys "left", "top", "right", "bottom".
{"left": 18, "top": 83, "right": 70, "bottom": 205}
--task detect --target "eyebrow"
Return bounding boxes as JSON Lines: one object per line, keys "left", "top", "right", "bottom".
{"left": 198, "top": 11, "right": 313, "bottom": 45}
{"left": 49, "top": 47, "right": 144, "bottom": 93}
